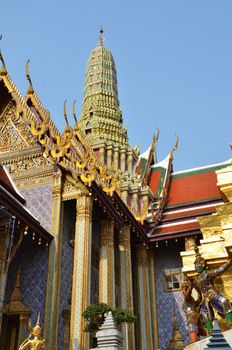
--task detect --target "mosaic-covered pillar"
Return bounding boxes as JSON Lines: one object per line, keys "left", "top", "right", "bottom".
{"left": 0, "top": 223, "right": 9, "bottom": 331}
{"left": 44, "top": 170, "right": 63, "bottom": 350}
{"left": 69, "top": 191, "right": 93, "bottom": 350}
{"left": 99, "top": 146, "right": 105, "bottom": 164}
{"left": 62, "top": 308, "right": 70, "bottom": 350}
{"left": 136, "top": 243, "right": 153, "bottom": 350}
{"left": 147, "top": 249, "right": 159, "bottom": 349}
{"left": 114, "top": 146, "right": 119, "bottom": 170}
{"left": 99, "top": 219, "right": 115, "bottom": 307}
{"left": 119, "top": 225, "right": 135, "bottom": 350}
{"left": 127, "top": 150, "right": 133, "bottom": 175}
{"left": 107, "top": 146, "right": 113, "bottom": 169}
{"left": 120, "top": 148, "right": 126, "bottom": 173}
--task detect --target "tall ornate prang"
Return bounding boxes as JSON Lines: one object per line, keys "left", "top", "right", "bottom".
{"left": 79, "top": 29, "right": 127, "bottom": 146}
{"left": 78, "top": 30, "right": 139, "bottom": 176}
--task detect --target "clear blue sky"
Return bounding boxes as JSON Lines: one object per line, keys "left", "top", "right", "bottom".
{"left": 1, "top": 1, "right": 232, "bottom": 171}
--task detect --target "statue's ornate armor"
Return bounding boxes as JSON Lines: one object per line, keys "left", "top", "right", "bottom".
{"left": 194, "top": 261, "right": 232, "bottom": 316}
{"left": 182, "top": 281, "right": 202, "bottom": 342}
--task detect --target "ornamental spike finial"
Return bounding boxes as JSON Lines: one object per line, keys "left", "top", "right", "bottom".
{"left": 73, "top": 99, "right": 77, "bottom": 123}
{"left": 170, "top": 134, "right": 179, "bottom": 160}
{"left": 36, "top": 312, "right": 41, "bottom": 326}
{"left": 154, "top": 127, "right": 160, "bottom": 143}
{"left": 0, "top": 49, "right": 7, "bottom": 76}
{"left": 99, "top": 27, "right": 104, "bottom": 46}
{"left": 25, "top": 59, "right": 34, "bottom": 94}
{"left": 63, "top": 99, "right": 69, "bottom": 127}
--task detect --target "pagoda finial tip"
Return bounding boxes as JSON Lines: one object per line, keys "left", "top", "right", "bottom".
{"left": 99, "top": 27, "right": 104, "bottom": 46}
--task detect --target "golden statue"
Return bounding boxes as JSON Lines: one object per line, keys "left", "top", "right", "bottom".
{"left": 19, "top": 314, "right": 46, "bottom": 350}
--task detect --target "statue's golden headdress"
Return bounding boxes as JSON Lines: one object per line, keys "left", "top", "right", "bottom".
{"left": 31, "top": 313, "right": 42, "bottom": 336}
{"left": 194, "top": 246, "right": 205, "bottom": 265}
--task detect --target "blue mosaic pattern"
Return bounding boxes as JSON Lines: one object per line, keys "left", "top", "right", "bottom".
{"left": 21, "top": 186, "right": 52, "bottom": 232}
{"left": 58, "top": 204, "right": 74, "bottom": 350}
{"left": 155, "top": 242, "right": 189, "bottom": 350}
{"left": 5, "top": 236, "right": 48, "bottom": 327}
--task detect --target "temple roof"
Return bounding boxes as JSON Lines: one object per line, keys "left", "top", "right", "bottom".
{"left": 0, "top": 165, "right": 52, "bottom": 242}
{"left": 147, "top": 159, "right": 232, "bottom": 241}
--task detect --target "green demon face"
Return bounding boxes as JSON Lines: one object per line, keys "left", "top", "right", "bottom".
{"left": 194, "top": 259, "right": 205, "bottom": 273}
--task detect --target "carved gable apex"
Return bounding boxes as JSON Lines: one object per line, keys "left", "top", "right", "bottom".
{"left": 0, "top": 100, "right": 38, "bottom": 154}
{"left": 62, "top": 176, "right": 89, "bottom": 201}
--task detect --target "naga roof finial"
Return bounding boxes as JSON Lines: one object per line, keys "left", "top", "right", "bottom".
{"left": 25, "top": 59, "right": 34, "bottom": 95}
{"left": 63, "top": 99, "right": 69, "bottom": 127}
{"left": 72, "top": 99, "right": 77, "bottom": 124}
{"left": 170, "top": 134, "right": 179, "bottom": 160}
{"left": 99, "top": 27, "right": 104, "bottom": 47}
{"left": 152, "top": 127, "right": 160, "bottom": 163}
{"left": 0, "top": 50, "right": 7, "bottom": 76}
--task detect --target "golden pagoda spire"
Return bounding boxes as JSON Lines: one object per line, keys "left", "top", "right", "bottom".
{"left": 79, "top": 30, "right": 129, "bottom": 146}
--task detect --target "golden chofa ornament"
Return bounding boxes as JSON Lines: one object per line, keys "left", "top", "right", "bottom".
{"left": 19, "top": 313, "right": 46, "bottom": 350}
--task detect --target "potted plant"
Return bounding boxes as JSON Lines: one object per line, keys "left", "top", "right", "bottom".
{"left": 82, "top": 303, "right": 136, "bottom": 348}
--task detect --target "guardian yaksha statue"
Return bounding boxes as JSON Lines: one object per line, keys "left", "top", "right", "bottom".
{"left": 182, "top": 278, "right": 202, "bottom": 342}
{"left": 193, "top": 246, "right": 232, "bottom": 332}
{"left": 19, "top": 314, "right": 46, "bottom": 350}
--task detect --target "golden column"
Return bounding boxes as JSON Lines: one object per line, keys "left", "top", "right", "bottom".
{"left": 118, "top": 225, "right": 135, "bottom": 350}
{"left": 0, "top": 223, "right": 9, "bottom": 331}
{"left": 44, "top": 170, "right": 63, "bottom": 350}
{"left": 69, "top": 190, "right": 93, "bottom": 350}
{"left": 99, "top": 146, "right": 105, "bottom": 164}
{"left": 136, "top": 243, "right": 153, "bottom": 350}
{"left": 120, "top": 148, "right": 126, "bottom": 173}
{"left": 107, "top": 146, "right": 113, "bottom": 169}
{"left": 114, "top": 146, "right": 119, "bottom": 170}
{"left": 127, "top": 150, "right": 133, "bottom": 175}
{"left": 147, "top": 250, "right": 159, "bottom": 350}
{"left": 99, "top": 218, "right": 115, "bottom": 307}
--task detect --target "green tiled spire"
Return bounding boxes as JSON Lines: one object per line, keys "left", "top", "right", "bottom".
{"left": 79, "top": 29, "right": 128, "bottom": 146}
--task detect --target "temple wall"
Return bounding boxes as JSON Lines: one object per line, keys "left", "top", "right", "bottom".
{"left": 155, "top": 241, "right": 189, "bottom": 350}
{"left": 4, "top": 236, "right": 49, "bottom": 326}
{"left": 20, "top": 185, "right": 53, "bottom": 232}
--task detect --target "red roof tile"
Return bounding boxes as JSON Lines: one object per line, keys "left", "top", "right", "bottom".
{"left": 167, "top": 171, "right": 220, "bottom": 207}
